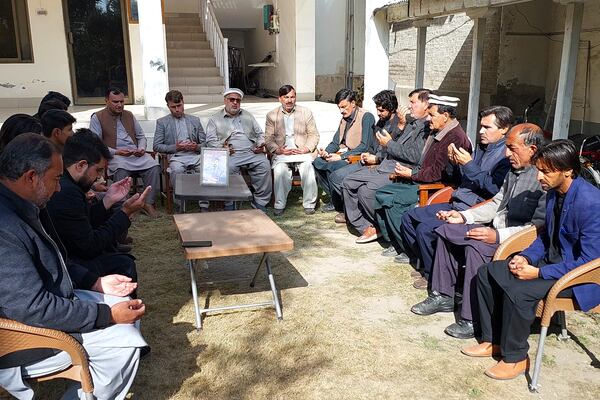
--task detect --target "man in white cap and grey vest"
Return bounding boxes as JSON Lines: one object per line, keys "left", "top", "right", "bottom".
{"left": 204, "top": 88, "right": 272, "bottom": 211}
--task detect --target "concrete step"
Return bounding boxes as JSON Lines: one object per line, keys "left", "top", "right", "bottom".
{"left": 184, "top": 94, "right": 226, "bottom": 103}
{"left": 169, "top": 76, "right": 224, "bottom": 86}
{"left": 164, "top": 16, "right": 202, "bottom": 25}
{"left": 167, "top": 48, "right": 214, "bottom": 58}
{"left": 164, "top": 13, "right": 198, "bottom": 18}
{"left": 170, "top": 85, "right": 224, "bottom": 95}
{"left": 169, "top": 66, "right": 222, "bottom": 77}
{"left": 168, "top": 57, "right": 215, "bottom": 68}
{"left": 166, "top": 40, "right": 210, "bottom": 50}
{"left": 169, "top": 75, "right": 223, "bottom": 87}
{"left": 166, "top": 25, "right": 203, "bottom": 33}
{"left": 166, "top": 31, "right": 206, "bottom": 41}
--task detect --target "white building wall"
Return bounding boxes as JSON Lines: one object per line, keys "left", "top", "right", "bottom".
{"left": 315, "top": 0, "right": 366, "bottom": 102}
{"left": 0, "top": 0, "right": 72, "bottom": 107}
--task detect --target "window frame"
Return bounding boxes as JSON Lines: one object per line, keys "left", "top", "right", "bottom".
{"left": 0, "top": 0, "right": 34, "bottom": 63}
{"left": 126, "top": 0, "right": 165, "bottom": 24}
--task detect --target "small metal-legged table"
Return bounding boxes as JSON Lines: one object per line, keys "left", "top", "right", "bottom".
{"left": 174, "top": 174, "right": 252, "bottom": 213}
{"left": 174, "top": 210, "right": 294, "bottom": 330}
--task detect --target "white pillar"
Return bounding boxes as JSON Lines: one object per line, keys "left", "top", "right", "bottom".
{"left": 413, "top": 20, "right": 429, "bottom": 89}
{"left": 466, "top": 16, "right": 487, "bottom": 145}
{"left": 295, "top": 0, "right": 316, "bottom": 100}
{"left": 363, "top": 0, "right": 392, "bottom": 113}
{"left": 138, "top": 0, "right": 169, "bottom": 119}
{"left": 552, "top": 2, "right": 584, "bottom": 139}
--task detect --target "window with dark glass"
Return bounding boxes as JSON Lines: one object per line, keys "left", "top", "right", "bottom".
{"left": 0, "top": 0, "right": 33, "bottom": 62}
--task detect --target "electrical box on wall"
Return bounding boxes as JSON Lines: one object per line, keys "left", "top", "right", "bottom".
{"left": 263, "top": 5, "right": 273, "bottom": 30}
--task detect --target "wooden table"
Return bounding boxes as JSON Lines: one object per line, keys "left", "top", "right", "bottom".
{"left": 174, "top": 174, "right": 252, "bottom": 212}
{"left": 173, "top": 209, "right": 294, "bottom": 329}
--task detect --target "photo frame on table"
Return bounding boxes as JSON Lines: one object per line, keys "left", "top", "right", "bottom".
{"left": 200, "top": 147, "right": 229, "bottom": 186}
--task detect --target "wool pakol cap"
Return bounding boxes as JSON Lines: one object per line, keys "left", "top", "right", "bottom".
{"left": 428, "top": 94, "right": 460, "bottom": 107}
{"left": 223, "top": 88, "right": 244, "bottom": 98}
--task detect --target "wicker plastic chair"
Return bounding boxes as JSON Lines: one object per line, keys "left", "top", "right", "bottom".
{"left": 491, "top": 226, "right": 600, "bottom": 392}
{"left": 0, "top": 318, "right": 94, "bottom": 399}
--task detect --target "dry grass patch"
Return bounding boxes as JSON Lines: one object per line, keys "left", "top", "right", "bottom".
{"left": 7, "top": 189, "right": 600, "bottom": 399}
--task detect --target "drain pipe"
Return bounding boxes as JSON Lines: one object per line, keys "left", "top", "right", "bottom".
{"left": 345, "top": 0, "right": 355, "bottom": 89}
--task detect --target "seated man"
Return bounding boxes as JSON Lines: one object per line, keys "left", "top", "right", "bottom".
{"left": 374, "top": 94, "right": 472, "bottom": 251}
{"left": 462, "top": 139, "right": 600, "bottom": 380}
{"left": 313, "top": 88, "right": 375, "bottom": 213}
{"left": 41, "top": 109, "right": 76, "bottom": 151}
{"left": 342, "top": 89, "right": 429, "bottom": 243}
{"left": 265, "top": 84, "right": 320, "bottom": 215}
{"left": 399, "top": 106, "right": 513, "bottom": 288}
{"left": 205, "top": 88, "right": 272, "bottom": 211}
{"left": 0, "top": 133, "right": 146, "bottom": 400}
{"left": 0, "top": 114, "right": 42, "bottom": 151}
{"left": 47, "top": 129, "right": 150, "bottom": 284}
{"left": 32, "top": 90, "right": 71, "bottom": 120}
{"left": 90, "top": 87, "right": 160, "bottom": 217}
{"left": 153, "top": 90, "right": 205, "bottom": 211}
{"left": 411, "top": 124, "right": 547, "bottom": 339}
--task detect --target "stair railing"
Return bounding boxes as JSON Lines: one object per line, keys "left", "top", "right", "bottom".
{"left": 199, "top": 0, "right": 229, "bottom": 89}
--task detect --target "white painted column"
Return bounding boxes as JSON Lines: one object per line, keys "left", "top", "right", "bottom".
{"left": 413, "top": 20, "right": 429, "bottom": 89}
{"left": 466, "top": 16, "right": 487, "bottom": 145}
{"left": 295, "top": 0, "right": 316, "bottom": 100}
{"left": 363, "top": 0, "right": 392, "bottom": 113}
{"left": 138, "top": 0, "right": 169, "bottom": 119}
{"left": 552, "top": 1, "right": 584, "bottom": 139}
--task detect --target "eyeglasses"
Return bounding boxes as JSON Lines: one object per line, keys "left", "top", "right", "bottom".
{"left": 226, "top": 97, "right": 241, "bottom": 103}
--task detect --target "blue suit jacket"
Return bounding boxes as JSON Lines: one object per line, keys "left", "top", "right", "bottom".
{"left": 521, "top": 177, "right": 600, "bottom": 311}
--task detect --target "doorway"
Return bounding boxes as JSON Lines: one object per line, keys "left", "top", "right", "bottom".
{"left": 62, "top": 0, "right": 134, "bottom": 105}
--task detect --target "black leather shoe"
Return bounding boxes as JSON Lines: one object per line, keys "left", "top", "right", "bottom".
{"left": 394, "top": 253, "right": 410, "bottom": 264}
{"left": 116, "top": 243, "right": 132, "bottom": 253}
{"left": 411, "top": 292, "right": 454, "bottom": 315}
{"left": 321, "top": 202, "right": 336, "bottom": 212}
{"left": 445, "top": 319, "right": 475, "bottom": 339}
{"left": 381, "top": 247, "right": 398, "bottom": 257}
{"left": 140, "top": 345, "right": 151, "bottom": 360}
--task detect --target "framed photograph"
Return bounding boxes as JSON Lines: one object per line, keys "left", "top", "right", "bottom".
{"left": 200, "top": 147, "right": 230, "bottom": 186}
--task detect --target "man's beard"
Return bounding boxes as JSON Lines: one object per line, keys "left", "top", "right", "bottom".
{"left": 76, "top": 176, "right": 95, "bottom": 193}
{"left": 34, "top": 180, "right": 51, "bottom": 208}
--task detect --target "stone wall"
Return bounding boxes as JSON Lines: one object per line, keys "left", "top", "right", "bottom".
{"left": 388, "top": 12, "right": 500, "bottom": 119}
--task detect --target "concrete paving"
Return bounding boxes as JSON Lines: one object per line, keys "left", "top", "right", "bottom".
{"left": 0, "top": 96, "right": 341, "bottom": 149}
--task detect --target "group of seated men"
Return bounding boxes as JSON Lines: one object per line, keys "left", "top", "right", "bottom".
{"left": 320, "top": 87, "right": 600, "bottom": 380}
{"left": 1, "top": 83, "right": 599, "bottom": 399}
{"left": 0, "top": 92, "right": 152, "bottom": 399}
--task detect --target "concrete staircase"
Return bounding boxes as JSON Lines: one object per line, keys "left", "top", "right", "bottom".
{"left": 165, "top": 13, "right": 225, "bottom": 103}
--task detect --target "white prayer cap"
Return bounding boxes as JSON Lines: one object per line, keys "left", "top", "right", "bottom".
{"left": 428, "top": 94, "right": 460, "bottom": 107}
{"left": 223, "top": 88, "right": 244, "bottom": 98}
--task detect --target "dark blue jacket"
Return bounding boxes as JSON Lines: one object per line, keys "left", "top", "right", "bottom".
{"left": 521, "top": 177, "right": 600, "bottom": 311}
{"left": 451, "top": 138, "right": 510, "bottom": 210}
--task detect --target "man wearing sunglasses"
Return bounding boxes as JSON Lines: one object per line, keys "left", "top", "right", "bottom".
{"left": 205, "top": 88, "right": 272, "bottom": 211}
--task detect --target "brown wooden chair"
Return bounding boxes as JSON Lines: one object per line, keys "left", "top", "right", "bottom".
{"left": 0, "top": 318, "right": 95, "bottom": 399}
{"left": 491, "top": 227, "right": 600, "bottom": 392}
{"left": 157, "top": 152, "right": 174, "bottom": 214}
{"left": 425, "top": 186, "right": 454, "bottom": 206}
{"left": 387, "top": 173, "right": 451, "bottom": 207}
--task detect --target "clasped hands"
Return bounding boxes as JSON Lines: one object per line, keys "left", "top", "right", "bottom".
{"left": 176, "top": 140, "right": 199, "bottom": 152}
{"left": 276, "top": 145, "right": 310, "bottom": 156}
{"left": 115, "top": 148, "right": 146, "bottom": 157}
{"left": 508, "top": 255, "right": 539, "bottom": 280}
